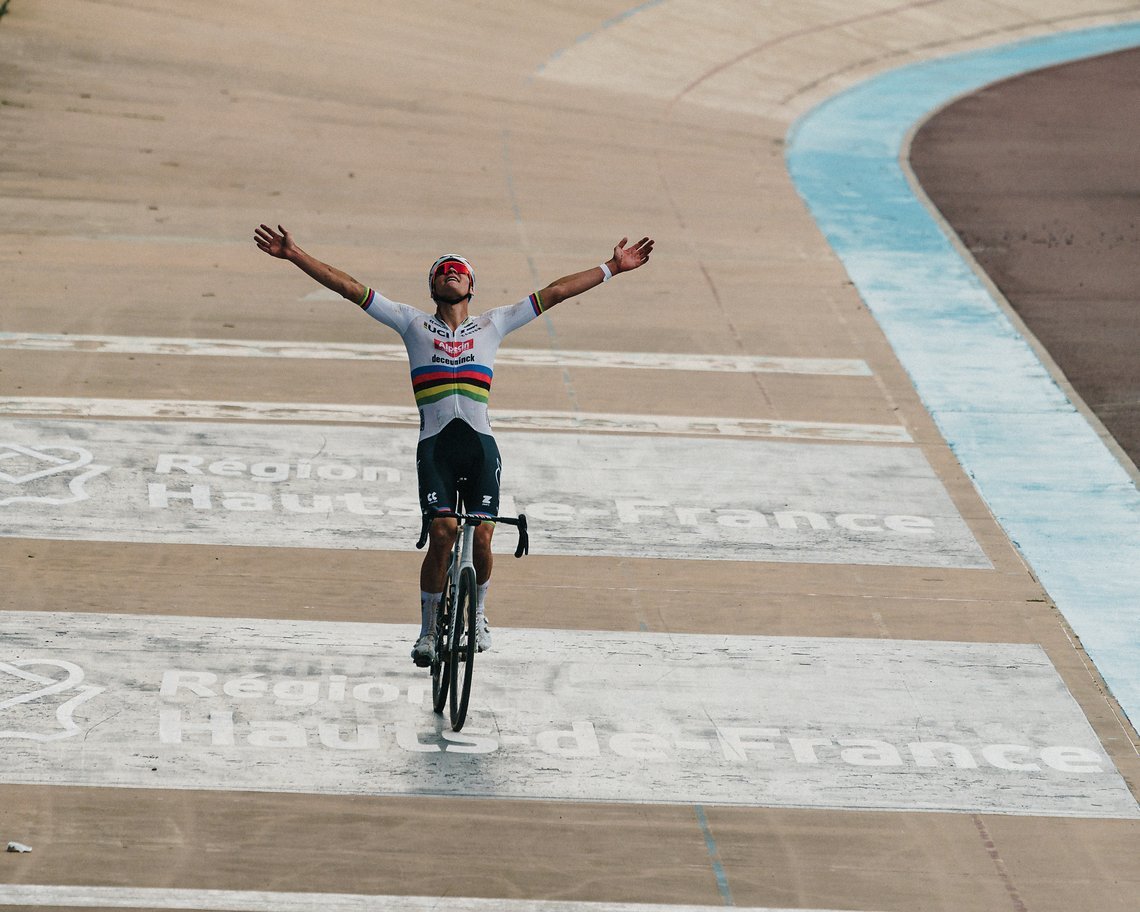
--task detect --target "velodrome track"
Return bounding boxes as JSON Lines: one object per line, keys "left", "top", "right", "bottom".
{"left": 1, "top": 2, "right": 1138, "bottom": 910}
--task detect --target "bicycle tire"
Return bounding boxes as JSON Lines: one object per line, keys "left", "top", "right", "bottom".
{"left": 448, "top": 565, "right": 478, "bottom": 730}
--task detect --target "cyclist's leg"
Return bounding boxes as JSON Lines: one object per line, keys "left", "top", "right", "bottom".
{"left": 469, "top": 520, "right": 493, "bottom": 582}
{"left": 417, "top": 426, "right": 461, "bottom": 591}
{"left": 413, "top": 430, "right": 460, "bottom": 665}
{"left": 420, "top": 517, "right": 457, "bottom": 592}
{"left": 462, "top": 430, "right": 501, "bottom": 652}
{"left": 461, "top": 430, "right": 501, "bottom": 578}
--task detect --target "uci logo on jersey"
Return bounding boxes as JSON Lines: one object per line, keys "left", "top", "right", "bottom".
{"left": 434, "top": 339, "right": 474, "bottom": 358}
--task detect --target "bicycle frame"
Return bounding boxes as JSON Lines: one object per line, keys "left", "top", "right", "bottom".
{"left": 450, "top": 513, "right": 477, "bottom": 595}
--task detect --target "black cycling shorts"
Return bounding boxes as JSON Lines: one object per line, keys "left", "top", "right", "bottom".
{"left": 416, "top": 418, "right": 502, "bottom": 518}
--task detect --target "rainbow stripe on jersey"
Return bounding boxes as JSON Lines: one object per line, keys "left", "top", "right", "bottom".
{"left": 411, "top": 362, "right": 493, "bottom": 406}
{"left": 356, "top": 285, "right": 543, "bottom": 439}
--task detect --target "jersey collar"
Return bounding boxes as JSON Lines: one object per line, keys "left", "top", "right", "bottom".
{"left": 429, "top": 313, "right": 474, "bottom": 334}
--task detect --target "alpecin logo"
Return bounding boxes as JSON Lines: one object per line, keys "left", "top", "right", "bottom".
{"left": 0, "top": 659, "right": 105, "bottom": 741}
{"left": 0, "top": 442, "right": 109, "bottom": 506}
{"left": 434, "top": 338, "right": 474, "bottom": 358}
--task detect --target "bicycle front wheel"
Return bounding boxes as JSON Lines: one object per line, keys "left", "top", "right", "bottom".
{"left": 448, "top": 565, "right": 478, "bottom": 731}
{"left": 432, "top": 570, "right": 452, "bottom": 715}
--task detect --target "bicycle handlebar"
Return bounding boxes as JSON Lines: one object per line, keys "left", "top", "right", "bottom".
{"left": 415, "top": 511, "right": 529, "bottom": 558}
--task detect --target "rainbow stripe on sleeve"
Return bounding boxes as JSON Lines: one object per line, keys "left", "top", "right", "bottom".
{"left": 411, "top": 363, "right": 493, "bottom": 405}
{"left": 528, "top": 291, "right": 545, "bottom": 315}
{"left": 357, "top": 287, "right": 375, "bottom": 309}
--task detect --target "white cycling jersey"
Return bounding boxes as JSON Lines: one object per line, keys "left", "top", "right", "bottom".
{"left": 358, "top": 286, "right": 548, "bottom": 440}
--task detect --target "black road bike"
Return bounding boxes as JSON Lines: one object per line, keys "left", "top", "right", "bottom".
{"left": 416, "top": 504, "right": 528, "bottom": 731}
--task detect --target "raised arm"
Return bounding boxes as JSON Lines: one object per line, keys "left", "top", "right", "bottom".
{"left": 537, "top": 236, "right": 654, "bottom": 310}
{"left": 254, "top": 224, "right": 367, "bottom": 305}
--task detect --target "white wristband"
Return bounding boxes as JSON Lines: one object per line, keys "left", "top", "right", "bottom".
{"left": 599, "top": 262, "right": 613, "bottom": 282}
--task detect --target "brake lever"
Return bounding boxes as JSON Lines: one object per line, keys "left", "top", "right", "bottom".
{"left": 415, "top": 513, "right": 431, "bottom": 550}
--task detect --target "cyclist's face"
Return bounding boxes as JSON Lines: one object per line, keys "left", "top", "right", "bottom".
{"left": 433, "top": 261, "right": 471, "bottom": 301}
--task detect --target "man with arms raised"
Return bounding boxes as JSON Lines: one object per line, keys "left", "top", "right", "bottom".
{"left": 255, "top": 225, "right": 654, "bottom": 664}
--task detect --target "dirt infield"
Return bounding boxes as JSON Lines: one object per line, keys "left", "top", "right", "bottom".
{"left": 911, "top": 46, "right": 1140, "bottom": 471}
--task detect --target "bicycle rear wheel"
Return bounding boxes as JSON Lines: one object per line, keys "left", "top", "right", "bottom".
{"left": 448, "top": 565, "right": 478, "bottom": 731}
{"left": 432, "top": 570, "right": 452, "bottom": 714}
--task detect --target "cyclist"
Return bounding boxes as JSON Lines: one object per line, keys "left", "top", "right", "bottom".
{"left": 255, "top": 224, "right": 654, "bottom": 665}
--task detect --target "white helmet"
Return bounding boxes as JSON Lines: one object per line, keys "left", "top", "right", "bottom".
{"left": 428, "top": 254, "right": 475, "bottom": 300}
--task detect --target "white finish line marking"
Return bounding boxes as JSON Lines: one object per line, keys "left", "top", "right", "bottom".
{"left": 3, "top": 612, "right": 1135, "bottom": 818}
{"left": 0, "top": 331, "right": 873, "bottom": 376}
{"left": 0, "top": 885, "right": 874, "bottom": 912}
{"left": 0, "top": 396, "right": 910, "bottom": 443}
{"left": 0, "top": 418, "right": 983, "bottom": 566}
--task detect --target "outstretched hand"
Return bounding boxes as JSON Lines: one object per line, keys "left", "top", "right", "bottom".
{"left": 255, "top": 224, "right": 295, "bottom": 259}
{"left": 613, "top": 236, "right": 654, "bottom": 274}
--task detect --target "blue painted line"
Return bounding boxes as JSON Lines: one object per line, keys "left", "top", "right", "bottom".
{"left": 534, "top": 0, "right": 666, "bottom": 73}
{"left": 694, "top": 804, "right": 734, "bottom": 906}
{"left": 786, "top": 22, "right": 1140, "bottom": 728}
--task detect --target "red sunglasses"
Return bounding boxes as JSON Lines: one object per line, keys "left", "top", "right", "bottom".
{"left": 434, "top": 259, "right": 471, "bottom": 278}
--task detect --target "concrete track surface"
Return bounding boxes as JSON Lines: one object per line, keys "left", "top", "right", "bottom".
{"left": 1, "top": 2, "right": 1137, "bottom": 911}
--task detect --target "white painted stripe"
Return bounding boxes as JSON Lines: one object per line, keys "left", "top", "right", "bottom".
{"left": 0, "top": 397, "right": 911, "bottom": 443}
{"left": 4, "top": 612, "right": 1133, "bottom": 816}
{"left": 0, "top": 332, "right": 872, "bottom": 376}
{"left": 0, "top": 418, "right": 980, "bottom": 565}
{"left": 0, "top": 885, "right": 867, "bottom": 912}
